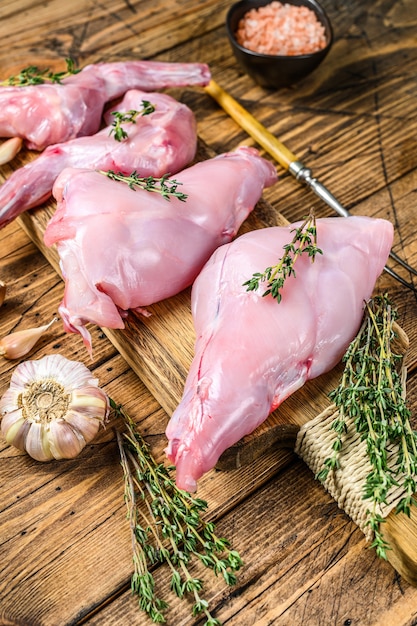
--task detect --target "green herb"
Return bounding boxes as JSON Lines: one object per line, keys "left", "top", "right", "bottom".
{"left": 100, "top": 170, "right": 188, "bottom": 202}
{"left": 317, "top": 294, "right": 417, "bottom": 559}
{"left": 109, "top": 101, "right": 156, "bottom": 141}
{"left": 112, "top": 400, "right": 242, "bottom": 625}
{"left": 2, "top": 58, "right": 80, "bottom": 86}
{"left": 243, "top": 209, "right": 322, "bottom": 302}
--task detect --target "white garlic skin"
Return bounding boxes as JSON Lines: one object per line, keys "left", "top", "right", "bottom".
{"left": 0, "top": 354, "right": 110, "bottom": 461}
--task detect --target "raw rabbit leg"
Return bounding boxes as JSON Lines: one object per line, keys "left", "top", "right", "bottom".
{"left": 0, "top": 89, "right": 198, "bottom": 229}
{"left": 165, "top": 216, "right": 394, "bottom": 492}
{"left": 0, "top": 60, "right": 210, "bottom": 150}
{"left": 44, "top": 146, "right": 277, "bottom": 352}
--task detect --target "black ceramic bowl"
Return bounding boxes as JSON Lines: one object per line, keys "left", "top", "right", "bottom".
{"left": 226, "top": 0, "right": 333, "bottom": 89}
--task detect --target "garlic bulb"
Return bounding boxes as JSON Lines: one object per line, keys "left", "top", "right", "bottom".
{"left": 0, "top": 354, "right": 109, "bottom": 461}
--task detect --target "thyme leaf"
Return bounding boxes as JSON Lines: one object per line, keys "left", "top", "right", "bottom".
{"left": 109, "top": 101, "right": 156, "bottom": 141}
{"left": 317, "top": 294, "right": 417, "bottom": 559}
{"left": 111, "top": 399, "right": 242, "bottom": 625}
{"left": 1, "top": 58, "right": 80, "bottom": 86}
{"left": 243, "top": 209, "right": 322, "bottom": 302}
{"left": 100, "top": 170, "right": 188, "bottom": 202}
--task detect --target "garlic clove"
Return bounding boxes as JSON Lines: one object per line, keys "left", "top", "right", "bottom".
{"left": 0, "top": 280, "right": 6, "bottom": 307}
{"left": 1, "top": 407, "right": 24, "bottom": 437}
{"left": 0, "top": 137, "right": 23, "bottom": 165}
{"left": 24, "top": 422, "right": 55, "bottom": 462}
{"left": 63, "top": 409, "right": 101, "bottom": 443}
{"left": 71, "top": 386, "right": 109, "bottom": 418}
{"left": 0, "top": 317, "right": 57, "bottom": 360}
{"left": 48, "top": 419, "right": 87, "bottom": 459}
{"left": 2, "top": 413, "right": 30, "bottom": 450}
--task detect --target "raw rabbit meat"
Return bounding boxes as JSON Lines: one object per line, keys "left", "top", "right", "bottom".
{"left": 44, "top": 146, "right": 277, "bottom": 352}
{"left": 165, "top": 216, "right": 394, "bottom": 491}
{"left": 0, "top": 89, "right": 198, "bottom": 229}
{"left": 0, "top": 60, "right": 210, "bottom": 150}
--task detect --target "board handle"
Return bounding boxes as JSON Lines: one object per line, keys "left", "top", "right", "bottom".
{"left": 383, "top": 505, "right": 417, "bottom": 585}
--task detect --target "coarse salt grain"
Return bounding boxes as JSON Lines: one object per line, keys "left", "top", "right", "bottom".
{"left": 235, "top": 1, "right": 327, "bottom": 56}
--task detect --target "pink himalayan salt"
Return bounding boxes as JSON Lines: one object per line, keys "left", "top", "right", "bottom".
{"left": 235, "top": 1, "right": 327, "bottom": 56}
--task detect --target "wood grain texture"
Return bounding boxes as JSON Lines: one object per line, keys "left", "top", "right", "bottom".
{"left": 0, "top": 221, "right": 297, "bottom": 625}
{"left": 83, "top": 462, "right": 417, "bottom": 626}
{"left": 1, "top": 0, "right": 417, "bottom": 624}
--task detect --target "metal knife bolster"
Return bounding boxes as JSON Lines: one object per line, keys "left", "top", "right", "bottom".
{"left": 288, "top": 162, "right": 417, "bottom": 287}
{"left": 288, "top": 161, "right": 350, "bottom": 219}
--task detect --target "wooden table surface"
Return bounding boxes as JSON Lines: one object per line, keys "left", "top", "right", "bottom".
{"left": 1, "top": 1, "right": 417, "bottom": 624}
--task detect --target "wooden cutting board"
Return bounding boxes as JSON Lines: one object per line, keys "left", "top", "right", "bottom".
{"left": 6, "top": 136, "right": 417, "bottom": 587}
{"left": 10, "top": 137, "right": 345, "bottom": 470}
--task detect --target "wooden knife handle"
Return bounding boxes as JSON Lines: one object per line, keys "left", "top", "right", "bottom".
{"left": 205, "top": 79, "right": 297, "bottom": 170}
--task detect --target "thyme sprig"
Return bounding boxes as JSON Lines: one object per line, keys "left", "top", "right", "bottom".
{"left": 317, "top": 294, "right": 417, "bottom": 559}
{"left": 109, "top": 101, "right": 156, "bottom": 141}
{"left": 100, "top": 170, "right": 188, "bottom": 202}
{"left": 1, "top": 58, "right": 80, "bottom": 86}
{"left": 112, "top": 399, "right": 242, "bottom": 625}
{"left": 243, "top": 209, "right": 322, "bottom": 302}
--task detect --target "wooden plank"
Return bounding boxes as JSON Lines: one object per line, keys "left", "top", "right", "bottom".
{"left": 0, "top": 438, "right": 295, "bottom": 625}
{"left": 83, "top": 461, "right": 417, "bottom": 626}
{"left": 0, "top": 0, "right": 232, "bottom": 72}
{"left": 1, "top": 0, "right": 417, "bottom": 623}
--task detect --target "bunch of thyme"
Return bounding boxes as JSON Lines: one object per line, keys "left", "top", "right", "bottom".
{"left": 100, "top": 170, "right": 188, "bottom": 202}
{"left": 243, "top": 209, "right": 322, "bottom": 302}
{"left": 111, "top": 399, "right": 242, "bottom": 625}
{"left": 109, "top": 102, "right": 156, "bottom": 141}
{"left": 2, "top": 58, "right": 80, "bottom": 86}
{"left": 317, "top": 294, "right": 417, "bottom": 558}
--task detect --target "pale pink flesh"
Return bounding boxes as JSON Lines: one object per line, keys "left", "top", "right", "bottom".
{"left": 0, "top": 60, "right": 210, "bottom": 150}
{"left": 44, "top": 146, "right": 277, "bottom": 352}
{"left": 0, "top": 89, "right": 198, "bottom": 229}
{"left": 165, "top": 216, "right": 394, "bottom": 492}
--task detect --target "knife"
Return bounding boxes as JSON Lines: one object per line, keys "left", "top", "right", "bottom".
{"left": 205, "top": 79, "right": 417, "bottom": 291}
